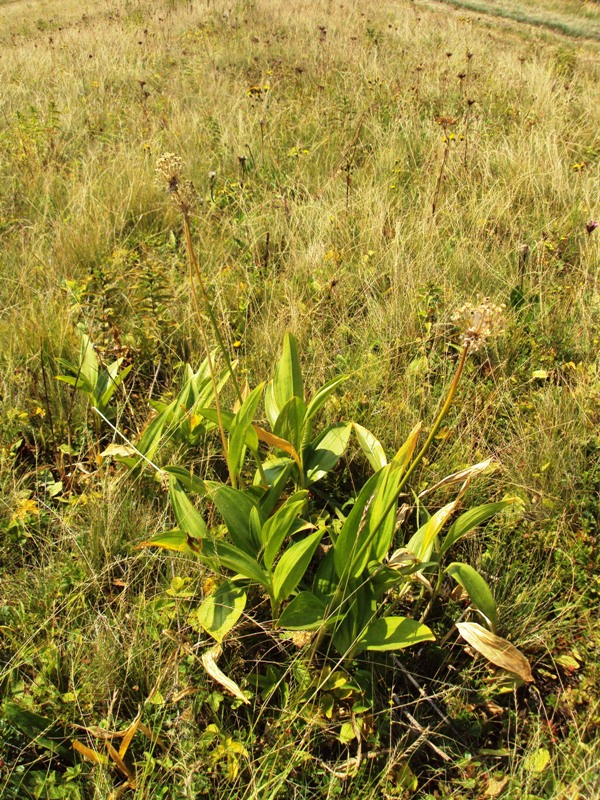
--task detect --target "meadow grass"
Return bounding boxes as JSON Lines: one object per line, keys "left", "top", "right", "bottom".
{"left": 1, "top": 0, "right": 599, "bottom": 797}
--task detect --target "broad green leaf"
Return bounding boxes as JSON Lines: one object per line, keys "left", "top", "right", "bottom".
{"left": 173, "top": 363, "right": 200, "bottom": 414}
{"left": 228, "top": 383, "right": 264, "bottom": 483}
{"left": 205, "top": 482, "right": 264, "bottom": 556}
{"left": 306, "top": 374, "right": 348, "bottom": 420}
{"left": 258, "top": 460, "right": 293, "bottom": 517}
{"left": 370, "top": 562, "right": 423, "bottom": 598}
{"left": 100, "top": 443, "right": 137, "bottom": 460}
{"left": 405, "top": 501, "right": 457, "bottom": 562}
{"left": 368, "top": 487, "right": 397, "bottom": 563}
{"left": 278, "top": 591, "right": 326, "bottom": 630}
{"left": 312, "top": 548, "right": 337, "bottom": 602}
{"left": 55, "top": 373, "right": 94, "bottom": 395}
{"left": 364, "top": 422, "right": 422, "bottom": 565}
{"left": 334, "top": 424, "right": 421, "bottom": 580}
{"left": 392, "top": 763, "right": 418, "bottom": 792}
{"left": 258, "top": 458, "right": 293, "bottom": 485}
{"left": 249, "top": 506, "right": 262, "bottom": 550}
{"left": 353, "top": 423, "right": 387, "bottom": 471}
{"left": 166, "top": 576, "right": 195, "bottom": 598}
{"left": 163, "top": 466, "right": 206, "bottom": 496}
{"left": 524, "top": 748, "right": 550, "bottom": 774}
{"left": 188, "top": 354, "right": 228, "bottom": 406}
{"left": 333, "top": 470, "right": 380, "bottom": 579}
{"left": 200, "top": 408, "right": 258, "bottom": 451}
{"left": 274, "top": 396, "right": 307, "bottom": 455}
{"left": 264, "top": 382, "right": 280, "bottom": 430}
{"left": 193, "top": 365, "right": 230, "bottom": 412}
{"left": 355, "top": 616, "right": 435, "bottom": 654}
{"left": 391, "top": 421, "right": 422, "bottom": 466}
{"left": 272, "top": 529, "right": 324, "bottom": 610}
{"left": 207, "top": 540, "right": 270, "bottom": 588}
{"left": 137, "top": 528, "right": 194, "bottom": 553}
{"left": 133, "top": 356, "right": 228, "bottom": 458}
{"left": 262, "top": 491, "right": 309, "bottom": 569}
{"left": 441, "top": 499, "right": 516, "bottom": 555}
{"left": 272, "top": 332, "right": 304, "bottom": 414}
{"left": 455, "top": 622, "right": 534, "bottom": 683}
{"left": 446, "top": 562, "right": 498, "bottom": 630}
{"left": 99, "top": 361, "right": 131, "bottom": 408}
{"left": 93, "top": 365, "right": 111, "bottom": 407}
{"left": 199, "top": 407, "right": 233, "bottom": 428}
{"left": 134, "top": 404, "right": 173, "bottom": 462}
{"left": 331, "top": 582, "right": 376, "bottom": 656}
{"left": 304, "top": 423, "right": 352, "bottom": 485}
{"left": 79, "top": 333, "right": 100, "bottom": 387}
{"left": 3, "top": 703, "right": 73, "bottom": 759}
{"left": 555, "top": 654, "right": 580, "bottom": 671}
{"left": 169, "top": 476, "right": 208, "bottom": 540}
{"left": 195, "top": 580, "right": 247, "bottom": 643}
{"left": 339, "top": 721, "right": 357, "bottom": 744}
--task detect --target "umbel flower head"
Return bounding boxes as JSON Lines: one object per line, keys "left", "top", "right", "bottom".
{"left": 452, "top": 299, "right": 505, "bottom": 352}
{"left": 155, "top": 152, "right": 196, "bottom": 213}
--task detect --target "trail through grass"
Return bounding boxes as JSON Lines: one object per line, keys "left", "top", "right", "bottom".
{"left": 429, "top": 0, "right": 600, "bottom": 41}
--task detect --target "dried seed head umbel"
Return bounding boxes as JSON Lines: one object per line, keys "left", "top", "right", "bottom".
{"left": 452, "top": 299, "right": 505, "bottom": 353}
{"left": 155, "top": 152, "right": 196, "bottom": 214}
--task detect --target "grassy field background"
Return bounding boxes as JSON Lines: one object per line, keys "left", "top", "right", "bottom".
{"left": 1, "top": 0, "right": 599, "bottom": 797}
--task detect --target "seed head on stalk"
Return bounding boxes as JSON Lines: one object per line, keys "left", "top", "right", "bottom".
{"left": 155, "top": 152, "right": 196, "bottom": 214}
{"left": 452, "top": 299, "right": 505, "bottom": 353}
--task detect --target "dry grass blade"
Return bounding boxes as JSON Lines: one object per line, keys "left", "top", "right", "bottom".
{"left": 72, "top": 739, "right": 109, "bottom": 765}
{"left": 118, "top": 711, "right": 142, "bottom": 759}
{"left": 138, "top": 722, "right": 169, "bottom": 753}
{"left": 456, "top": 622, "right": 534, "bottom": 683}
{"left": 105, "top": 740, "right": 137, "bottom": 787}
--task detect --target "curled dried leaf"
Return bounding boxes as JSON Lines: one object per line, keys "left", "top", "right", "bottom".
{"left": 456, "top": 621, "right": 534, "bottom": 683}
{"left": 201, "top": 644, "right": 250, "bottom": 704}
{"left": 418, "top": 459, "right": 493, "bottom": 500}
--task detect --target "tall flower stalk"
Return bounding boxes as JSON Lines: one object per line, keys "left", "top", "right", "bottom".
{"left": 155, "top": 154, "right": 243, "bottom": 485}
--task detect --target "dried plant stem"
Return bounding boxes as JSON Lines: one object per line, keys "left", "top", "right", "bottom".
{"left": 392, "top": 656, "right": 467, "bottom": 742}
{"left": 182, "top": 214, "right": 243, "bottom": 404}
{"left": 182, "top": 211, "right": 235, "bottom": 486}
{"left": 432, "top": 135, "right": 451, "bottom": 217}
{"left": 403, "top": 343, "right": 469, "bottom": 484}
{"left": 463, "top": 102, "right": 474, "bottom": 169}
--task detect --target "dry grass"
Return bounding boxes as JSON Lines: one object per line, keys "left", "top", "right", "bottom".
{"left": 1, "top": 0, "right": 599, "bottom": 797}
